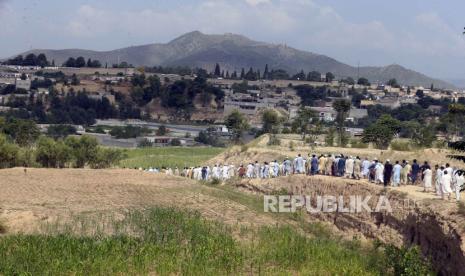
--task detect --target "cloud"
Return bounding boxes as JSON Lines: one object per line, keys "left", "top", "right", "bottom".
{"left": 3, "top": 0, "right": 465, "bottom": 77}
{"left": 244, "top": 0, "right": 270, "bottom": 6}
{"left": 0, "top": 0, "right": 8, "bottom": 10}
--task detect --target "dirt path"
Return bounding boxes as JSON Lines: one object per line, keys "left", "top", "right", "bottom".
{"left": 0, "top": 168, "right": 276, "bottom": 234}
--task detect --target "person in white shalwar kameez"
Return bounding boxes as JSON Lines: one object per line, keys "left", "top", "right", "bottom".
{"left": 222, "top": 165, "right": 230, "bottom": 180}
{"left": 246, "top": 163, "right": 254, "bottom": 178}
{"left": 228, "top": 165, "right": 235, "bottom": 178}
{"left": 422, "top": 168, "right": 432, "bottom": 192}
{"left": 362, "top": 158, "right": 371, "bottom": 178}
{"left": 254, "top": 162, "right": 260, "bottom": 178}
{"left": 272, "top": 161, "right": 280, "bottom": 177}
{"left": 435, "top": 165, "right": 442, "bottom": 196}
{"left": 212, "top": 165, "right": 220, "bottom": 179}
{"left": 344, "top": 157, "right": 354, "bottom": 178}
{"left": 441, "top": 170, "right": 453, "bottom": 200}
{"left": 392, "top": 162, "right": 402, "bottom": 187}
{"left": 375, "top": 162, "right": 384, "bottom": 185}
{"left": 294, "top": 154, "right": 304, "bottom": 174}
{"left": 454, "top": 171, "right": 464, "bottom": 201}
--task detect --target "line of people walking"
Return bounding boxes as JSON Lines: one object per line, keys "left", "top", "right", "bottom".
{"left": 142, "top": 153, "right": 464, "bottom": 202}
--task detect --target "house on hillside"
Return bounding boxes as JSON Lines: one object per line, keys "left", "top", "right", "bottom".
{"left": 15, "top": 78, "right": 31, "bottom": 91}
{"left": 310, "top": 106, "right": 368, "bottom": 122}
{"left": 376, "top": 97, "right": 401, "bottom": 109}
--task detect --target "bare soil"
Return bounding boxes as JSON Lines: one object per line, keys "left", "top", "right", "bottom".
{"left": 0, "top": 168, "right": 275, "bottom": 234}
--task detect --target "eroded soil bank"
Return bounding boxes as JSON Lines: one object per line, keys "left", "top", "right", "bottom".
{"left": 236, "top": 175, "right": 465, "bottom": 275}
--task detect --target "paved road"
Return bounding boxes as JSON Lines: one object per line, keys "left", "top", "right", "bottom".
{"left": 94, "top": 119, "right": 211, "bottom": 135}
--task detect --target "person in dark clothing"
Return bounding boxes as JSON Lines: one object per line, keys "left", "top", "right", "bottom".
{"left": 369, "top": 161, "right": 377, "bottom": 183}
{"left": 411, "top": 159, "right": 420, "bottom": 184}
{"left": 383, "top": 160, "right": 393, "bottom": 187}
{"left": 201, "top": 167, "right": 207, "bottom": 180}
{"left": 338, "top": 156, "right": 346, "bottom": 177}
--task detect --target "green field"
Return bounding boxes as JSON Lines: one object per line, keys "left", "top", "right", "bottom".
{"left": 119, "top": 147, "right": 224, "bottom": 169}
{"left": 0, "top": 207, "right": 395, "bottom": 275}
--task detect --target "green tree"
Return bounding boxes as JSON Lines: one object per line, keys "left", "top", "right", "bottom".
{"left": 36, "top": 137, "right": 72, "bottom": 168}
{"left": 357, "top": 77, "right": 370, "bottom": 86}
{"left": 325, "top": 127, "right": 335, "bottom": 146}
{"left": 447, "top": 103, "right": 465, "bottom": 141}
{"left": 263, "top": 64, "right": 269, "bottom": 79}
{"left": 307, "top": 71, "right": 321, "bottom": 82}
{"left": 75, "top": 56, "right": 86, "bottom": 68}
{"left": 341, "top": 77, "right": 355, "bottom": 85}
{"left": 325, "top": 72, "right": 335, "bottom": 82}
{"left": 1, "top": 119, "right": 40, "bottom": 147}
{"left": 292, "top": 70, "right": 306, "bottom": 80}
{"left": 65, "top": 136, "right": 99, "bottom": 168}
{"left": 291, "top": 107, "right": 315, "bottom": 139}
{"left": 362, "top": 115, "right": 401, "bottom": 149}
{"left": 156, "top": 125, "right": 168, "bottom": 136}
{"left": 0, "top": 135, "right": 19, "bottom": 169}
{"left": 332, "top": 99, "right": 351, "bottom": 147}
{"left": 89, "top": 148, "right": 125, "bottom": 169}
{"left": 402, "top": 121, "right": 436, "bottom": 147}
{"left": 261, "top": 109, "right": 282, "bottom": 134}
{"left": 387, "top": 78, "right": 399, "bottom": 88}
{"left": 214, "top": 63, "right": 221, "bottom": 77}
{"left": 224, "top": 110, "right": 249, "bottom": 142}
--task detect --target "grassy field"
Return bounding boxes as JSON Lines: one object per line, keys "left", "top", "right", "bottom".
{"left": 119, "top": 147, "right": 224, "bottom": 169}
{"left": 0, "top": 206, "right": 394, "bottom": 275}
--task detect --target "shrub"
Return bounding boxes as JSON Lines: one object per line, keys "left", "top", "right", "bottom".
{"left": 390, "top": 140, "right": 411, "bottom": 151}
{"left": 47, "top": 125, "right": 77, "bottom": 139}
{"left": 282, "top": 127, "right": 291, "bottom": 134}
{"left": 384, "top": 245, "right": 432, "bottom": 276}
{"left": 209, "top": 178, "right": 221, "bottom": 185}
{"left": 268, "top": 135, "right": 281, "bottom": 146}
{"left": 35, "top": 137, "right": 72, "bottom": 168}
{"left": 90, "top": 148, "right": 126, "bottom": 169}
{"left": 170, "top": 139, "right": 181, "bottom": 146}
{"left": 138, "top": 138, "right": 153, "bottom": 148}
{"left": 65, "top": 136, "right": 99, "bottom": 168}
{"left": 350, "top": 139, "right": 369, "bottom": 149}
{"left": 289, "top": 141, "right": 295, "bottom": 151}
{"left": 325, "top": 128, "right": 335, "bottom": 146}
{"left": 433, "top": 140, "right": 447, "bottom": 149}
{"left": 0, "top": 135, "right": 19, "bottom": 169}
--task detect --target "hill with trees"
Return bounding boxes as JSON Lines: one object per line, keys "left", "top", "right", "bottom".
{"left": 9, "top": 31, "right": 453, "bottom": 88}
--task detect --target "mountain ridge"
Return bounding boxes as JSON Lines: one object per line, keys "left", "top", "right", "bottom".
{"left": 10, "top": 31, "right": 453, "bottom": 88}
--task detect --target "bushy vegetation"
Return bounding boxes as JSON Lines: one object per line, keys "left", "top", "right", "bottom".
{"left": 120, "top": 147, "right": 224, "bottom": 169}
{"left": 350, "top": 139, "right": 369, "bottom": 149}
{"left": 384, "top": 244, "right": 432, "bottom": 276}
{"left": 0, "top": 206, "right": 433, "bottom": 275}
{"left": 390, "top": 140, "right": 412, "bottom": 151}
{"left": 0, "top": 117, "right": 124, "bottom": 169}
{"left": 0, "top": 135, "right": 126, "bottom": 169}
{"left": 109, "top": 125, "right": 151, "bottom": 139}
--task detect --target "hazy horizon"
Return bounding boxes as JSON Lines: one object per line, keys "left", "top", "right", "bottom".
{"left": 1, "top": 0, "right": 465, "bottom": 81}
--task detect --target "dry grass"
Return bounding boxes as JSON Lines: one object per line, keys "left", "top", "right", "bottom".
{"left": 0, "top": 168, "right": 275, "bottom": 234}
{"left": 211, "top": 134, "right": 465, "bottom": 169}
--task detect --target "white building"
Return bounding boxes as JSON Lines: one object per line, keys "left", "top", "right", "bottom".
{"left": 15, "top": 78, "right": 31, "bottom": 91}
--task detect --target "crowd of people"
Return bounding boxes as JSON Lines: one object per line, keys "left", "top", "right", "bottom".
{"left": 142, "top": 153, "right": 465, "bottom": 202}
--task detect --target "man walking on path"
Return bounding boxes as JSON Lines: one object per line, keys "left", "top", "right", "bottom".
{"left": 383, "top": 160, "right": 393, "bottom": 188}
{"left": 393, "top": 161, "right": 402, "bottom": 187}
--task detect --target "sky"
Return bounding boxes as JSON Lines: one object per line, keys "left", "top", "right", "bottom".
{"left": 1, "top": 0, "right": 465, "bottom": 80}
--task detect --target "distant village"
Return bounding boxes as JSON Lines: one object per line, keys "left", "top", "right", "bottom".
{"left": 1, "top": 55, "right": 464, "bottom": 148}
